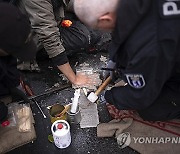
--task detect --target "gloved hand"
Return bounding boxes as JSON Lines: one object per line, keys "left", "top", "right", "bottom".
{"left": 10, "top": 85, "right": 30, "bottom": 103}
{"left": 102, "top": 60, "right": 116, "bottom": 80}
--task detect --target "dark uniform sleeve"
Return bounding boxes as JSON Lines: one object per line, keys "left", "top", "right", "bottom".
{"left": 110, "top": 0, "right": 152, "bottom": 61}
{"left": 105, "top": 39, "right": 176, "bottom": 110}
{"left": 105, "top": 0, "right": 158, "bottom": 110}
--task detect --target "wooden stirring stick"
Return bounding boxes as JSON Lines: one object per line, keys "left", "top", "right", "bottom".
{"left": 55, "top": 105, "right": 70, "bottom": 117}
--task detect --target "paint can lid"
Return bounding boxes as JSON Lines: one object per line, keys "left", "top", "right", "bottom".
{"left": 58, "top": 123, "right": 63, "bottom": 129}
{"left": 51, "top": 120, "right": 70, "bottom": 136}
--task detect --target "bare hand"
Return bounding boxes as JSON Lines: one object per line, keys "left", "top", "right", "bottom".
{"left": 73, "top": 73, "right": 90, "bottom": 86}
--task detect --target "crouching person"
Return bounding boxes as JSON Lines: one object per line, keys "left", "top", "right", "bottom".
{"left": 74, "top": 0, "right": 180, "bottom": 121}
{"left": 0, "top": 3, "right": 37, "bottom": 123}
{"left": 13, "top": 0, "right": 100, "bottom": 86}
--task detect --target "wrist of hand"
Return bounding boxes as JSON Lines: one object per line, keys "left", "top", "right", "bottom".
{"left": 70, "top": 76, "right": 77, "bottom": 85}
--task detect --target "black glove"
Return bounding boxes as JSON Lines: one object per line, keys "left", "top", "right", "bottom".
{"left": 101, "top": 60, "right": 116, "bottom": 81}
{"left": 0, "top": 101, "right": 8, "bottom": 123}
{"left": 9, "top": 85, "right": 30, "bottom": 103}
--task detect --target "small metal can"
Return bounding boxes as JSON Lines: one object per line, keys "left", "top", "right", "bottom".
{"left": 67, "top": 104, "right": 81, "bottom": 124}
{"left": 49, "top": 104, "right": 67, "bottom": 123}
{"left": 51, "top": 120, "right": 71, "bottom": 148}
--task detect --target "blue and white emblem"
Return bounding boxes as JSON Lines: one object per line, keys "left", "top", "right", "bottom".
{"left": 125, "top": 74, "right": 145, "bottom": 89}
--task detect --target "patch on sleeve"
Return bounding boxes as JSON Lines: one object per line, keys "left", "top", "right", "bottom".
{"left": 125, "top": 74, "right": 145, "bottom": 89}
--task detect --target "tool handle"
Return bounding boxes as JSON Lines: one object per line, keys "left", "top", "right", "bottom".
{"left": 55, "top": 105, "right": 70, "bottom": 117}
{"left": 95, "top": 76, "right": 111, "bottom": 96}
{"left": 20, "top": 77, "right": 34, "bottom": 96}
{"left": 33, "top": 99, "right": 47, "bottom": 118}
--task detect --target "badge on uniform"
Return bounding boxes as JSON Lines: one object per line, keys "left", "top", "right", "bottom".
{"left": 160, "top": 0, "right": 180, "bottom": 19}
{"left": 125, "top": 74, "right": 145, "bottom": 89}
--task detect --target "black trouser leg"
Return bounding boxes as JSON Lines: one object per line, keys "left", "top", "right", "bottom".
{"left": 138, "top": 85, "right": 180, "bottom": 121}
{"left": 0, "top": 56, "right": 20, "bottom": 97}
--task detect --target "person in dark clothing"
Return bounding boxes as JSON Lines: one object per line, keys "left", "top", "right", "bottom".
{"left": 74, "top": 0, "right": 180, "bottom": 121}
{"left": 0, "top": 3, "right": 37, "bottom": 123}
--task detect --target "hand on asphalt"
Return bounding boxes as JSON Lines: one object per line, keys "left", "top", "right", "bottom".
{"left": 73, "top": 73, "right": 91, "bottom": 87}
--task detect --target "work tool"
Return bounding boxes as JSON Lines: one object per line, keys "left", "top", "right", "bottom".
{"left": 20, "top": 79, "right": 48, "bottom": 119}
{"left": 33, "top": 99, "right": 47, "bottom": 118}
{"left": 17, "top": 83, "right": 71, "bottom": 104}
{"left": 19, "top": 78, "right": 71, "bottom": 119}
{"left": 87, "top": 76, "right": 111, "bottom": 103}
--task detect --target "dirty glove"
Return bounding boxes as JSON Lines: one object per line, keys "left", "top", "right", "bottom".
{"left": 102, "top": 60, "right": 116, "bottom": 80}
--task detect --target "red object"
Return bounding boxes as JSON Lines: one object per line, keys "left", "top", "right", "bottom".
{"left": 61, "top": 20, "right": 72, "bottom": 27}
{"left": 1, "top": 120, "right": 10, "bottom": 127}
{"left": 20, "top": 77, "right": 34, "bottom": 96}
{"left": 57, "top": 123, "right": 63, "bottom": 129}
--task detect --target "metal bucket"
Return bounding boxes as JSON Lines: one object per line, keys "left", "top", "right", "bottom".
{"left": 49, "top": 104, "right": 67, "bottom": 123}
{"left": 66, "top": 104, "right": 81, "bottom": 124}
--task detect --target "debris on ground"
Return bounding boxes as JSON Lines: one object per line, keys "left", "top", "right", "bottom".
{"left": 100, "top": 55, "right": 108, "bottom": 64}
{"left": 72, "top": 68, "right": 102, "bottom": 90}
{"left": 79, "top": 62, "right": 90, "bottom": 67}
